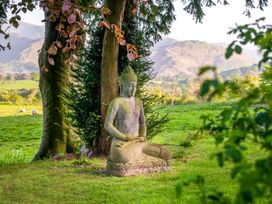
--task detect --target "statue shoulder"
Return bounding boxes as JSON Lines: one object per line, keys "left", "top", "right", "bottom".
{"left": 110, "top": 97, "right": 123, "bottom": 106}
{"left": 135, "top": 97, "right": 143, "bottom": 106}
{"left": 107, "top": 97, "right": 122, "bottom": 114}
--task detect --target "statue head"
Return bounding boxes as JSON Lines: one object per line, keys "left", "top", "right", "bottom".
{"left": 119, "top": 65, "right": 137, "bottom": 97}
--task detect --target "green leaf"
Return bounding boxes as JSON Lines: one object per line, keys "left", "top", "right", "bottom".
{"left": 226, "top": 145, "right": 242, "bottom": 162}
{"left": 225, "top": 47, "right": 233, "bottom": 59}
{"left": 22, "top": 7, "right": 27, "bottom": 13}
{"left": 16, "top": 15, "right": 21, "bottom": 21}
{"left": 12, "top": 20, "right": 19, "bottom": 28}
{"left": 231, "top": 164, "right": 243, "bottom": 178}
{"left": 27, "top": 4, "right": 35, "bottom": 11}
{"left": 214, "top": 134, "right": 224, "bottom": 145}
{"left": 198, "top": 66, "right": 216, "bottom": 76}
{"left": 216, "top": 152, "right": 224, "bottom": 167}
{"left": 199, "top": 79, "right": 221, "bottom": 98}
{"left": 234, "top": 45, "right": 242, "bottom": 54}
{"left": 176, "top": 182, "right": 182, "bottom": 198}
{"left": 200, "top": 80, "right": 211, "bottom": 97}
{"left": 256, "top": 17, "right": 265, "bottom": 22}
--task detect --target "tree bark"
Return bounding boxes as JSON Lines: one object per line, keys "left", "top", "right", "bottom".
{"left": 33, "top": 12, "right": 75, "bottom": 161}
{"left": 98, "top": 0, "right": 127, "bottom": 155}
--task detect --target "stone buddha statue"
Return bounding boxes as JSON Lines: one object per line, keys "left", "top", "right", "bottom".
{"left": 104, "top": 65, "right": 171, "bottom": 176}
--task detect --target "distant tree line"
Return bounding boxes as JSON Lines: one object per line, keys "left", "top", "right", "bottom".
{"left": 0, "top": 88, "right": 41, "bottom": 104}
{"left": 0, "top": 72, "right": 39, "bottom": 81}
{"left": 146, "top": 74, "right": 260, "bottom": 105}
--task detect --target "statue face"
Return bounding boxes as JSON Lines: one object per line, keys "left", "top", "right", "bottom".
{"left": 121, "top": 81, "right": 137, "bottom": 97}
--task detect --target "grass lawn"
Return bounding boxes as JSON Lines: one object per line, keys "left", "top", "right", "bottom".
{"left": 0, "top": 80, "right": 39, "bottom": 90}
{"left": 0, "top": 103, "right": 271, "bottom": 203}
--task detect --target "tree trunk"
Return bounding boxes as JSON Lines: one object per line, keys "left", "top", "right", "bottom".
{"left": 98, "top": 0, "right": 127, "bottom": 155}
{"left": 33, "top": 12, "right": 75, "bottom": 161}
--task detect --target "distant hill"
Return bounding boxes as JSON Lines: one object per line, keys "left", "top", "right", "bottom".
{"left": 219, "top": 64, "right": 263, "bottom": 80}
{"left": 0, "top": 22, "right": 43, "bottom": 73}
{"left": 151, "top": 38, "right": 258, "bottom": 80}
{"left": 0, "top": 35, "right": 37, "bottom": 63}
{"left": 19, "top": 39, "right": 43, "bottom": 65}
{"left": 9, "top": 22, "right": 44, "bottom": 40}
{"left": 0, "top": 25, "right": 260, "bottom": 80}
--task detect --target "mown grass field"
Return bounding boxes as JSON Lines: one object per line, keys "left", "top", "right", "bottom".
{"left": 0, "top": 80, "right": 39, "bottom": 90}
{"left": 0, "top": 103, "right": 271, "bottom": 203}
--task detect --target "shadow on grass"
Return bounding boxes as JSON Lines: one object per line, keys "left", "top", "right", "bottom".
{"left": 69, "top": 166, "right": 111, "bottom": 177}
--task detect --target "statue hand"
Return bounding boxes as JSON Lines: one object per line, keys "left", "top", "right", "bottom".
{"left": 137, "top": 136, "right": 146, "bottom": 142}
{"left": 116, "top": 141, "right": 125, "bottom": 147}
{"left": 124, "top": 135, "right": 134, "bottom": 141}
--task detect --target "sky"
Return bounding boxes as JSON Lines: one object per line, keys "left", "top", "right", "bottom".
{"left": 168, "top": 0, "right": 272, "bottom": 44}
{"left": 15, "top": 0, "right": 272, "bottom": 45}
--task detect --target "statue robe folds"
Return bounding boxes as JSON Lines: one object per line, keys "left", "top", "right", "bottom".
{"left": 104, "top": 97, "right": 171, "bottom": 176}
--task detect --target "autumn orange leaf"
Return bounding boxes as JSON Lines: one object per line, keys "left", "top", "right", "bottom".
{"left": 76, "top": 21, "right": 84, "bottom": 29}
{"left": 81, "top": 5, "right": 97, "bottom": 11}
{"left": 127, "top": 52, "right": 135, "bottom": 61}
{"left": 48, "top": 44, "right": 58, "bottom": 55}
{"left": 133, "top": 51, "right": 139, "bottom": 59}
{"left": 126, "top": 44, "right": 137, "bottom": 52}
{"left": 100, "top": 7, "right": 111, "bottom": 16}
{"left": 62, "top": 47, "right": 70, "bottom": 54}
{"left": 56, "top": 41, "right": 62, "bottom": 48}
{"left": 48, "top": 57, "right": 55, "bottom": 65}
{"left": 49, "top": 15, "right": 57, "bottom": 22}
{"left": 118, "top": 38, "right": 126, "bottom": 46}
{"left": 70, "top": 43, "right": 76, "bottom": 50}
{"left": 114, "top": 29, "right": 124, "bottom": 38}
{"left": 71, "top": 24, "right": 81, "bottom": 32}
{"left": 55, "top": 23, "right": 64, "bottom": 31}
{"left": 98, "top": 21, "right": 111, "bottom": 29}
{"left": 111, "top": 24, "right": 120, "bottom": 31}
{"left": 74, "top": 8, "right": 81, "bottom": 16}
{"left": 41, "top": 66, "right": 49, "bottom": 73}
{"left": 132, "top": 8, "right": 138, "bottom": 15}
{"left": 69, "top": 31, "right": 76, "bottom": 38}
{"left": 60, "top": 30, "right": 68, "bottom": 38}
{"left": 67, "top": 13, "right": 76, "bottom": 24}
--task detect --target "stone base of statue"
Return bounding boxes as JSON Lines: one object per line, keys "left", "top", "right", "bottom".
{"left": 106, "top": 154, "right": 171, "bottom": 177}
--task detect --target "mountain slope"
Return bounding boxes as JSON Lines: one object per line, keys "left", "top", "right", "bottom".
{"left": 0, "top": 35, "right": 38, "bottom": 63}
{"left": 219, "top": 64, "right": 263, "bottom": 80}
{"left": 150, "top": 39, "right": 257, "bottom": 79}
{"left": 19, "top": 39, "right": 43, "bottom": 65}
{"left": 0, "top": 27, "right": 258, "bottom": 79}
{"left": 9, "top": 22, "right": 44, "bottom": 40}
{"left": 0, "top": 22, "right": 44, "bottom": 73}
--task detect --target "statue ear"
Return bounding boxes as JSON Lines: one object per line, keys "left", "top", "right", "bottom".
{"left": 119, "top": 80, "right": 123, "bottom": 90}
{"left": 118, "top": 79, "right": 121, "bottom": 86}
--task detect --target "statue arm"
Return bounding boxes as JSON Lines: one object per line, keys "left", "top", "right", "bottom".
{"left": 104, "top": 100, "right": 129, "bottom": 141}
{"left": 139, "top": 101, "right": 147, "bottom": 139}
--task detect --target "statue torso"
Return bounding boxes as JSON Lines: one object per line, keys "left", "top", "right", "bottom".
{"left": 114, "top": 97, "right": 141, "bottom": 139}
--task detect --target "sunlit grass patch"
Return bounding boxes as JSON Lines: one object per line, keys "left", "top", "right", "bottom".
{"left": 0, "top": 104, "right": 42, "bottom": 116}
{"left": 0, "top": 107, "right": 42, "bottom": 164}
{"left": 0, "top": 80, "right": 38, "bottom": 90}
